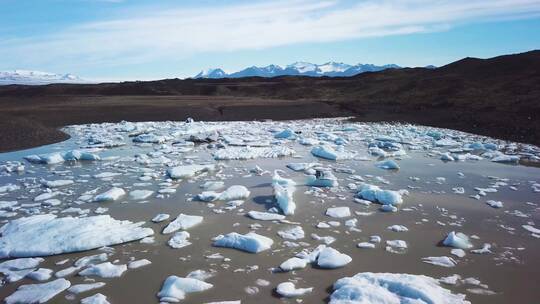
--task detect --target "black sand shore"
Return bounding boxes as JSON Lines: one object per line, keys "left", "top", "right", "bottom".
{"left": 1, "top": 50, "right": 538, "bottom": 152}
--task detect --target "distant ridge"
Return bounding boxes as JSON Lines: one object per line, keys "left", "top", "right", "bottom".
{"left": 194, "top": 62, "right": 401, "bottom": 78}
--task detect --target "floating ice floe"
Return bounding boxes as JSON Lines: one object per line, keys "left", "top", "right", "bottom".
{"left": 128, "top": 259, "right": 151, "bottom": 269}
{"left": 329, "top": 272, "right": 469, "bottom": 304}
{"left": 93, "top": 187, "right": 126, "bottom": 202}
{"left": 68, "top": 282, "right": 106, "bottom": 294}
{"left": 167, "top": 164, "right": 216, "bottom": 179}
{"left": 213, "top": 232, "right": 273, "bottom": 253}
{"left": 41, "top": 179, "right": 74, "bottom": 188}
{"left": 197, "top": 185, "right": 250, "bottom": 202}
{"left": 247, "top": 211, "right": 285, "bottom": 221}
{"left": 158, "top": 276, "right": 213, "bottom": 303}
{"left": 357, "top": 184, "right": 405, "bottom": 206}
{"left": 129, "top": 189, "right": 154, "bottom": 200}
{"left": 213, "top": 146, "right": 295, "bottom": 160}
{"left": 81, "top": 293, "right": 110, "bottom": 304}
{"left": 486, "top": 200, "right": 503, "bottom": 208}
{"left": 168, "top": 231, "right": 192, "bottom": 248}
{"left": 422, "top": 256, "right": 457, "bottom": 267}
{"left": 279, "top": 257, "right": 309, "bottom": 271}
{"left": 0, "top": 257, "right": 44, "bottom": 283}
{"left": 326, "top": 207, "right": 351, "bottom": 218}
{"left": 25, "top": 150, "right": 100, "bottom": 165}
{"left": 442, "top": 232, "right": 473, "bottom": 250}
{"left": 306, "top": 169, "right": 338, "bottom": 187}
{"left": 0, "top": 214, "right": 153, "bottom": 258}
{"left": 276, "top": 282, "right": 313, "bottom": 297}
{"left": 162, "top": 214, "right": 203, "bottom": 234}
{"left": 274, "top": 129, "right": 297, "bottom": 139}
{"left": 311, "top": 145, "right": 356, "bottom": 160}
{"left": 387, "top": 225, "right": 408, "bottom": 232}
{"left": 0, "top": 184, "right": 20, "bottom": 193}
{"left": 277, "top": 226, "right": 305, "bottom": 240}
{"left": 152, "top": 213, "right": 170, "bottom": 223}
{"left": 316, "top": 247, "right": 352, "bottom": 269}
{"left": 272, "top": 171, "right": 296, "bottom": 215}
{"left": 79, "top": 262, "right": 127, "bottom": 278}
{"left": 376, "top": 160, "right": 400, "bottom": 170}
{"left": 5, "top": 278, "right": 71, "bottom": 304}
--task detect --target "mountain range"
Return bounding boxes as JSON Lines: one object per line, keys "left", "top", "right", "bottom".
{"left": 0, "top": 70, "right": 85, "bottom": 85}
{"left": 194, "top": 62, "right": 402, "bottom": 78}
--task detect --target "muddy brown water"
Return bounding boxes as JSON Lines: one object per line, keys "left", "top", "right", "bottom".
{"left": 0, "top": 136, "right": 539, "bottom": 304}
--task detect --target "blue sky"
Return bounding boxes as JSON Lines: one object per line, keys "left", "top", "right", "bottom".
{"left": 1, "top": 0, "right": 539, "bottom": 81}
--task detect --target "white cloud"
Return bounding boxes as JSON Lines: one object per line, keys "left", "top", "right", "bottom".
{"left": 2, "top": 0, "right": 540, "bottom": 69}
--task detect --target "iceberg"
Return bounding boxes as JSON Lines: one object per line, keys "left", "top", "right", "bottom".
{"left": 168, "top": 231, "right": 192, "bottom": 249}
{"left": 157, "top": 276, "right": 213, "bottom": 302}
{"left": 213, "top": 146, "right": 294, "bottom": 160}
{"left": 81, "top": 293, "right": 110, "bottom": 304}
{"left": 311, "top": 145, "right": 356, "bottom": 160}
{"left": 0, "top": 214, "right": 153, "bottom": 258}
{"left": 272, "top": 171, "right": 296, "bottom": 215}
{"left": 279, "top": 257, "right": 309, "bottom": 271}
{"left": 326, "top": 207, "right": 351, "bottom": 218}
{"left": 306, "top": 169, "right": 338, "bottom": 187}
{"left": 79, "top": 262, "right": 127, "bottom": 278}
{"left": 93, "top": 187, "right": 126, "bottom": 202}
{"left": 357, "top": 184, "right": 404, "bottom": 206}
{"left": 5, "top": 278, "right": 71, "bottom": 304}
{"left": 213, "top": 232, "right": 273, "bottom": 253}
{"left": 167, "top": 164, "right": 216, "bottom": 179}
{"left": 422, "top": 256, "right": 457, "bottom": 267}
{"left": 329, "top": 272, "right": 469, "bottom": 304}
{"left": 197, "top": 185, "right": 250, "bottom": 202}
{"left": 316, "top": 247, "right": 352, "bottom": 269}
{"left": 276, "top": 282, "right": 313, "bottom": 297}
{"left": 163, "top": 214, "right": 203, "bottom": 234}
{"left": 442, "top": 232, "right": 473, "bottom": 250}
{"left": 247, "top": 211, "right": 285, "bottom": 221}
{"left": 376, "top": 160, "right": 400, "bottom": 170}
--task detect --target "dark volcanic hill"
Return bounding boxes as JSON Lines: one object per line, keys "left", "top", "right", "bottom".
{"left": 0, "top": 50, "right": 539, "bottom": 152}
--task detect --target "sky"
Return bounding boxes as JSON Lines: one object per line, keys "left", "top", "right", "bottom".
{"left": 1, "top": 0, "right": 540, "bottom": 81}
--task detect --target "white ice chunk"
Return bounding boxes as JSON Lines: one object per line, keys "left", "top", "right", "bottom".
{"left": 442, "top": 232, "right": 473, "bottom": 250}
{"left": 326, "top": 207, "right": 351, "bottom": 218}
{"left": 79, "top": 262, "right": 127, "bottom": 278}
{"left": 311, "top": 145, "right": 356, "bottom": 160}
{"left": 93, "top": 187, "right": 126, "bottom": 202}
{"left": 0, "top": 214, "right": 153, "bottom": 258}
{"left": 316, "top": 247, "right": 352, "bottom": 269}
{"left": 129, "top": 190, "right": 154, "bottom": 200}
{"left": 81, "top": 293, "right": 110, "bottom": 304}
{"left": 157, "top": 276, "right": 213, "bottom": 302}
{"left": 330, "top": 272, "right": 469, "bottom": 304}
{"left": 279, "top": 257, "right": 309, "bottom": 271}
{"left": 162, "top": 214, "right": 203, "bottom": 234}
{"left": 5, "top": 278, "right": 71, "bottom": 304}
{"left": 422, "top": 256, "right": 457, "bottom": 267}
{"left": 272, "top": 171, "right": 296, "bottom": 215}
{"left": 276, "top": 282, "right": 313, "bottom": 297}
{"left": 168, "top": 231, "right": 192, "bottom": 249}
{"left": 247, "top": 211, "right": 285, "bottom": 221}
{"left": 68, "top": 282, "right": 106, "bottom": 294}
{"left": 167, "top": 164, "right": 216, "bottom": 179}
{"left": 213, "top": 232, "right": 273, "bottom": 253}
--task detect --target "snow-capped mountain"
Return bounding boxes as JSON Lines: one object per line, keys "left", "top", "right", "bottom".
{"left": 194, "top": 68, "right": 227, "bottom": 79}
{"left": 194, "top": 62, "right": 400, "bottom": 79}
{"left": 0, "top": 70, "right": 86, "bottom": 85}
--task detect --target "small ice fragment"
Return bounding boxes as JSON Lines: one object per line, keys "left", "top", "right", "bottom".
{"left": 79, "top": 262, "right": 127, "bottom": 278}
{"left": 276, "top": 282, "right": 313, "bottom": 297}
{"left": 213, "top": 232, "right": 273, "bottom": 253}
{"left": 422, "top": 256, "right": 457, "bottom": 267}
{"left": 326, "top": 207, "right": 351, "bottom": 218}
{"left": 163, "top": 214, "right": 203, "bottom": 234}
{"left": 81, "top": 293, "right": 110, "bottom": 304}
{"left": 279, "top": 257, "right": 309, "bottom": 271}
{"left": 93, "top": 188, "right": 126, "bottom": 202}
{"left": 443, "top": 232, "right": 473, "bottom": 250}
{"left": 157, "top": 276, "right": 213, "bottom": 302}
{"left": 316, "top": 247, "right": 352, "bottom": 269}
